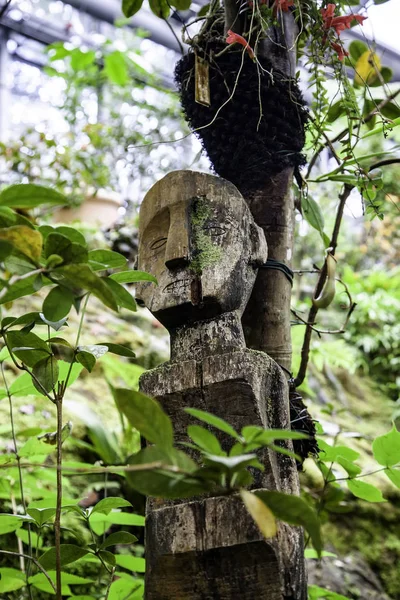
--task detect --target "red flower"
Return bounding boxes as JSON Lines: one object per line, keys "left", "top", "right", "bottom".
{"left": 321, "top": 3, "right": 367, "bottom": 35}
{"left": 273, "top": 0, "right": 294, "bottom": 15}
{"left": 330, "top": 41, "right": 349, "bottom": 62}
{"left": 226, "top": 30, "right": 255, "bottom": 59}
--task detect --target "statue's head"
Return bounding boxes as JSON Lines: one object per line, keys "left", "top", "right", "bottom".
{"left": 137, "top": 171, "right": 267, "bottom": 329}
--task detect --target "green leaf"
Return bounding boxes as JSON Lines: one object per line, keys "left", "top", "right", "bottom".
{"left": 7, "top": 330, "right": 50, "bottom": 367}
{"left": 104, "top": 51, "right": 129, "bottom": 86}
{"left": 98, "top": 551, "right": 116, "bottom": 567}
{"left": 381, "top": 102, "right": 400, "bottom": 121}
{"left": 32, "top": 356, "right": 59, "bottom": 394}
{"left": 0, "top": 514, "right": 24, "bottom": 535}
{"left": 43, "top": 286, "right": 74, "bottom": 321}
{"left": 170, "top": 0, "right": 191, "bottom": 9}
{"left": 347, "top": 479, "right": 386, "bottom": 503}
{"left": 386, "top": 468, "right": 400, "bottom": 489}
{"left": 103, "top": 277, "right": 137, "bottom": 311}
{"left": 317, "top": 439, "right": 360, "bottom": 463}
{"left": 16, "top": 528, "right": 43, "bottom": 549}
{"left": 0, "top": 239, "right": 13, "bottom": 261}
{"left": 0, "top": 226, "right": 42, "bottom": 264}
{"left": 241, "top": 426, "right": 308, "bottom": 444}
{"left": 122, "top": 0, "right": 144, "bottom": 17}
{"left": 127, "top": 445, "right": 201, "bottom": 498}
{"left": 372, "top": 424, "right": 400, "bottom": 467}
{"left": 0, "top": 273, "right": 47, "bottom": 304}
{"left": 97, "top": 343, "right": 135, "bottom": 358}
{"left": 99, "top": 531, "right": 137, "bottom": 549}
{"left": 149, "top": 0, "right": 170, "bottom": 18}
{"left": 70, "top": 48, "right": 96, "bottom": 71}
{"left": 27, "top": 507, "right": 56, "bottom": 526}
{"left": 88, "top": 511, "right": 144, "bottom": 529}
{"left": 301, "top": 196, "right": 327, "bottom": 245}
{"left": 88, "top": 249, "right": 127, "bottom": 271}
{"left": 336, "top": 456, "right": 361, "bottom": 477}
{"left": 188, "top": 425, "right": 223, "bottom": 454}
{"left": 29, "top": 572, "right": 93, "bottom": 595}
{"left": 305, "top": 549, "right": 336, "bottom": 559}
{"left": 184, "top": 408, "right": 241, "bottom": 441}
{"left": 108, "top": 577, "right": 142, "bottom": 600}
{"left": 39, "top": 544, "right": 89, "bottom": 570}
{"left": 76, "top": 351, "right": 96, "bottom": 373}
{"left": 110, "top": 270, "right": 157, "bottom": 284}
{"left": 254, "top": 491, "right": 322, "bottom": 556}
{"left": 240, "top": 490, "right": 277, "bottom": 539}
{"left": 349, "top": 40, "right": 368, "bottom": 61}
{"left": 112, "top": 387, "right": 173, "bottom": 448}
{"left": 56, "top": 264, "right": 118, "bottom": 311}
{"left": 326, "top": 101, "right": 345, "bottom": 124}
{"left": 0, "top": 568, "right": 26, "bottom": 593}
{"left": 54, "top": 226, "right": 87, "bottom": 246}
{"left": 91, "top": 497, "right": 132, "bottom": 516}
{"left": 115, "top": 554, "right": 145, "bottom": 572}
{"left": 308, "top": 585, "right": 350, "bottom": 600}
{"left": 0, "top": 184, "right": 66, "bottom": 209}
{"left": 204, "top": 453, "right": 262, "bottom": 472}
{"left": 197, "top": 3, "right": 209, "bottom": 15}
{"left": 45, "top": 233, "right": 88, "bottom": 265}
{"left": 3, "top": 312, "right": 42, "bottom": 330}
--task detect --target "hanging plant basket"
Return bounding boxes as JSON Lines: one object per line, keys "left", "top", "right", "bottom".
{"left": 175, "top": 32, "right": 308, "bottom": 194}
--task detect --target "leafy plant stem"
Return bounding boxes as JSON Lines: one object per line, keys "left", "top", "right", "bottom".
{"left": 0, "top": 550, "right": 56, "bottom": 593}
{"left": 104, "top": 566, "right": 116, "bottom": 599}
{"left": 1, "top": 362, "right": 34, "bottom": 599}
{"left": 54, "top": 394, "right": 63, "bottom": 600}
{"left": 63, "top": 293, "right": 89, "bottom": 391}
{"left": 295, "top": 184, "right": 353, "bottom": 387}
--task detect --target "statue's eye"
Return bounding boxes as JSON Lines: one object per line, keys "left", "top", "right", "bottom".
{"left": 204, "top": 226, "right": 226, "bottom": 237}
{"left": 150, "top": 237, "right": 167, "bottom": 250}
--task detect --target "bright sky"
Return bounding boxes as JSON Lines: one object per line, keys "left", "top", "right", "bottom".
{"left": 362, "top": 0, "right": 400, "bottom": 53}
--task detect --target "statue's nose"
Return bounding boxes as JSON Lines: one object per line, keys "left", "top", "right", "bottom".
{"left": 164, "top": 210, "right": 190, "bottom": 270}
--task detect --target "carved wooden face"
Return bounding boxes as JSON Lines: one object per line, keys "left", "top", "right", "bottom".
{"left": 137, "top": 171, "right": 267, "bottom": 328}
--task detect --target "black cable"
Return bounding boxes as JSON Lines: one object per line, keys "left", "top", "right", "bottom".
{"left": 259, "top": 258, "right": 294, "bottom": 286}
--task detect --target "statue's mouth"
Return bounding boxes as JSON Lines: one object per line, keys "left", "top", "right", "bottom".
{"left": 163, "top": 278, "right": 191, "bottom": 294}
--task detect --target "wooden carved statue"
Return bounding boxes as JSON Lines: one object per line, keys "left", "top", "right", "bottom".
{"left": 136, "top": 170, "right": 306, "bottom": 599}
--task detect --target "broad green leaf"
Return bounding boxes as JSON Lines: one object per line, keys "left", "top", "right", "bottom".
{"left": 127, "top": 446, "right": 202, "bottom": 498}
{"left": 3, "top": 312, "right": 42, "bottom": 330}
{"left": 0, "top": 184, "right": 66, "bottom": 209}
{"left": 110, "top": 270, "right": 157, "bottom": 284}
{"left": 240, "top": 490, "right": 277, "bottom": 538}
{"left": 112, "top": 387, "right": 173, "bottom": 448}
{"left": 241, "top": 426, "right": 308, "bottom": 444}
{"left": 372, "top": 424, "right": 400, "bottom": 467}
{"left": 99, "top": 531, "right": 137, "bottom": 549}
{"left": 43, "top": 286, "right": 74, "bottom": 321}
{"left": 362, "top": 115, "right": 400, "bottom": 139}
{"left": 108, "top": 577, "right": 142, "bottom": 600}
{"left": 368, "top": 65, "right": 392, "bottom": 86}
{"left": 56, "top": 264, "right": 118, "bottom": 311}
{"left": 7, "top": 330, "right": 50, "bottom": 367}
{"left": 349, "top": 40, "right": 368, "bottom": 61}
{"left": 347, "top": 479, "right": 386, "bottom": 503}
{"left": 27, "top": 507, "right": 56, "bottom": 526}
{"left": 0, "top": 239, "right": 13, "bottom": 261}
{"left": 308, "top": 585, "right": 350, "bottom": 600}
{"left": 337, "top": 456, "right": 361, "bottom": 477}
{"left": 115, "top": 554, "right": 145, "bottom": 572}
{"left": 39, "top": 544, "right": 89, "bottom": 569}
{"left": 0, "top": 568, "right": 26, "bottom": 593}
{"left": 149, "top": 0, "right": 170, "bottom": 18}
{"left": 184, "top": 408, "right": 241, "bottom": 441}
{"left": 0, "top": 514, "right": 24, "bottom": 535}
{"left": 381, "top": 102, "right": 400, "bottom": 121}
{"left": 188, "top": 424, "right": 223, "bottom": 454}
{"left": 0, "top": 226, "right": 42, "bottom": 264}
{"left": 254, "top": 491, "right": 322, "bottom": 556}
{"left": 103, "top": 277, "right": 137, "bottom": 311}
{"left": 88, "top": 249, "right": 127, "bottom": 271}
{"left": 76, "top": 351, "right": 96, "bottom": 373}
{"left": 326, "top": 100, "right": 345, "bottom": 124}
{"left": 386, "top": 468, "right": 400, "bottom": 489}
{"left": 29, "top": 572, "right": 93, "bottom": 595}
{"left": 122, "top": 0, "right": 144, "bottom": 17}
{"left": 70, "top": 48, "right": 96, "bottom": 71}
{"left": 0, "top": 273, "right": 47, "bottom": 304}
{"left": 90, "top": 497, "right": 132, "bottom": 516}
{"left": 16, "top": 527, "right": 43, "bottom": 549}
{"left": 317, "top": 439, "right": 360, "bottom": 463}
{"left": 97, "top": 343, "right": 135, "bottom": 358}
{"left": 104, "top": 51, "right": 129, "bottom": 86}
{"left": 88, "top": 512, "right": 145, "bottom": 528}
{"left": 32, "top": 356, "right": 59, "bottom": 394}
{"left": 55, "top": 226, "right": 86, "bottom": 246}
{"left": 170, "top": 0, "right": 191, "bottom": 9}
{"left": 99, "top": 551, "right": 116, "bottom": 567}
{"left": 45, "top": 233, "right": 88, "bottom": 265}
{"left": 301, "top": 196, "right": 327, "bottom": 245}
{"left": 198, "top": 3, "right": 209, "bottom": 15}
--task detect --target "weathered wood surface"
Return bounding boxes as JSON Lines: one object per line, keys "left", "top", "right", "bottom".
{"left": 137, "top": 171, "right": 306, "bottom": 599}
